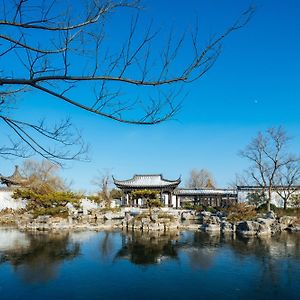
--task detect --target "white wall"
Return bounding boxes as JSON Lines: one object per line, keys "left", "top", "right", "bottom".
{"left": 80, "top": 198, "right": 102, "bottom": 214}
{"left": 237, "top": 189, "right": 300, "bottom": 208}
{"left": 0, "top": 190, "right": 27, "bottom": 211}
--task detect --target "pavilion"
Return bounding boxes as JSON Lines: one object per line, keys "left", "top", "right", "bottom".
{"left": 113, "top": 174, "right": 238, "bottom": 208}
{"left": 113, "top": 174, "right": 181, "bottom": 207}
{"left": 0, "top": 166, "right": 28, "bottom": 188}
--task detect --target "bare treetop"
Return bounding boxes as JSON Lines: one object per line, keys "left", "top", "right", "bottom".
{"left": 0, "top": 0, "right": 255, "bottom": 161}
{"left": 240, "top": 126, "right": 300, "bottom": 211}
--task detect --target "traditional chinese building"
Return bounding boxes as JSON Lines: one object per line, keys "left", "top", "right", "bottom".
{"left": 174, "top": 188, "right": 237, "bottom": 207}
{"left": 237, "top": 185, "right": 300, "bottom": 208}
{"left": 113, "top": 174, "right": 238, "bottom": 208}
{"left": 113, "top": 174, "right": 181, "bottom": 207}
{"left": 0, "top": 165, "right": 28, "bottom": 188}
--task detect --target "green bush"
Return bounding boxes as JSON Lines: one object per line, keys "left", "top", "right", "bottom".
{"left": 99, "top": 207, "right": 121, "bottom": 213}
{"left": 247, "top": 192, "right": 266, "bottom": 208}
{"left": 13, "top": 189, "right": 81, "bottom": 218}
{"left": 182, "top": 203, "right": 205, "bottom": 211}
{"left": 257, "top": 203, "right": 277, "bottom": 212}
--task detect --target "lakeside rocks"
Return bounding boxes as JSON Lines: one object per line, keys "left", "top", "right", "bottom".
{"left": 0, "top": 207, "right": 299, "bottom": 235}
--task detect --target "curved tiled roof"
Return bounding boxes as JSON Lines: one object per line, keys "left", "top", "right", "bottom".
{"left": 0, "top": 165, "right": 28, "bottom": 187}
{"left": 113, "top": 174, "right": 181, "bottom": 189}
{"left": 175, "top": 188, "right": 237, "bottom": 195}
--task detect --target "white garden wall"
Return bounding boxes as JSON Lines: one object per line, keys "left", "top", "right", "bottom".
{"left": 0, "top": 190, "right": 27, "bottom": 211}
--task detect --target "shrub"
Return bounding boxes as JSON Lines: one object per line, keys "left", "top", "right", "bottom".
{"left": 182, "top": 203, "right": 205, "bottom": 212}
{"left": 158, "top": 212, "right": 175, "bottom": 221}
{"left": 87, "top": 194, "right": 103, "bottom": 203}
{"left": 274, "top": 208, "right": 300, "bottom": 218}
{"left": 247, "top": 192, "right": 266, "bottom": 208}
{"left": 13, "top": 189, "right": 81, "bottom": 218}
{"left": 99, "top": 207, "right": 121, "bottom": 213}
{"left": 257, "top": 203, "right": 277, "bottom": 212}
{"left": 182, "top": 202, "right": 194, "bottom": 209}
{"left": 227, "top": 203, "right": 257, "bottom": 223}
{"left": 290, "top": 195, "right": 300, "bottom": 209}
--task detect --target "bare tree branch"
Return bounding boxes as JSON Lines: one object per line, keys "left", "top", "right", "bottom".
{"left": 0, "top": 0, "right": 255, "bottom": 162}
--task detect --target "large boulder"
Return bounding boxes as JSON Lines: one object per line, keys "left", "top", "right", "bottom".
{"left": 265, "top": 210, "right": 276, "bottom": 219}
{"left": 103, "top": 212, "right": 125, "bottom": 220}
{"left": 237, "top": 221, "right": 271, "bottom": 236}
{"left": 221, "top": 221, "right": 235, "bottom": 233}
{"left": 181, "top": 210, "right": 198, "bottom": 221}
{"left": 35, "top": 215, "right": 50, "bottom": 224}
{"left": 278, "top": 216, "right": 298, "bottom": 230}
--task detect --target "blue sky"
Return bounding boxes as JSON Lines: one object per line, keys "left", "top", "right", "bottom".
{"left": 1, "top": 0, "right": 300, "bottom": 192}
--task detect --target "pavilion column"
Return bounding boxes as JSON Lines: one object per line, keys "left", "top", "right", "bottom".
{"left": 126, "top": 193, "right": 129, "bottom": 206}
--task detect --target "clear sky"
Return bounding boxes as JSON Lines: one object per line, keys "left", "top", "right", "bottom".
{"left": 1, "top": 0, "right": 300, "bottom": 192}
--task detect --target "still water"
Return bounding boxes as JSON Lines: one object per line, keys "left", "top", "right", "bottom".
{"left": 0, "top": 229, "right": 299, "bottom": 300}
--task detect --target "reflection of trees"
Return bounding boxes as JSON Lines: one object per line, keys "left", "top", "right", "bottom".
{"left": 0, "top": 231, "right": 80, "bottom": 283}
{"left": 178, "top": 231, "right": 300, "bottom": 274}
{"left": 224, "top": 232, "right": 300, "bottom": 295}
{"left": 115, "top": 231, "right": 180, "bottom": 265}
{"left": 99, "top": 232, "right": 113, "bottom": 259}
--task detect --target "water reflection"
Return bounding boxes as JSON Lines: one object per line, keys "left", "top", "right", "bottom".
{"left": 0, "top": 230, "right": 80, "bottom": 283}
{"left": 0, "top": 228, "right": 300, "bottom": 287}
{"left": 115, "top": 231, "right": 180, "bottom": 264}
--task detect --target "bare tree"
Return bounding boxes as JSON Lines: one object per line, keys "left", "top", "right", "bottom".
{"left": 21, "top": 159, "right": 67, "bottom": 194}
{"left": 240, "top": 127, "right": 298, "bottom": 212}
{"left": 275, "top": 160, "right": 300, "bottom": 209}
{"left": 0, "top": 0, "right": 255, "bottom": 162}
{"left": 185, "top": 168, "right": 216, "bottom": 189}
{"left": 92, "top": 169, "right": 113, "bottom": 207}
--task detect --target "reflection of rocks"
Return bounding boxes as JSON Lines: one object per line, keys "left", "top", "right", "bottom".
{"left": 0, "top": 231, "right": 80, "bottom": 283}
{"left": 115, "top": 230, "right": 180, "bottom": 265}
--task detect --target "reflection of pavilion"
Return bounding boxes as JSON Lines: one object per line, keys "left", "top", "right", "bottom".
{"left": 113, "top": 174, "right": 237, "bottom": 208}
{"left": 115, "top": 231, "right": 180, "bottom": 265}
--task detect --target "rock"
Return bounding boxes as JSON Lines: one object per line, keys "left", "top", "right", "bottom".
{"left": 221, "top": 221, "right": 234, "bottom": 232}
{"left": 35, "top": 215, "right": 50, "bottom": 223}
{"left": 207, "top": 215, "right": 221, "bottom": 225}
{"left": 278, "top": 216, "right": 298, "bottom": 230}
{"left": 237, "top": 221, "right": 261, "bottom": 236}
{"left": 150, "top": 213, "right": 159, "bottom": 222}
{"left": 237, "top": 220, "right": 272, "bottom": 236}
{"left": 286, "top": 225, "right": 300, "bottom": 232}
{"left": 257, "top": 223, "right": 271, "bottom": 236}
{"left": 266, "top": 211, "right": 276, "bottom": 219}
{"left": 201, "top": 211, "right": 212, "bottom": 217}
{"left": 181, "top": 211, "right": 193, "bottom": 220}
{"left": 257, "top": 218, "right": 275, "bottom": 226}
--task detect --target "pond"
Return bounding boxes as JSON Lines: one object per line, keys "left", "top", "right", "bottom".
{"left": 0, "top": 229, "right": 299, "bottom": 300}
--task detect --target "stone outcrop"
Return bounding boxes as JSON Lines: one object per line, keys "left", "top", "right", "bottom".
{"left": 0, "top": 207, "right": 299, "bottom": 235}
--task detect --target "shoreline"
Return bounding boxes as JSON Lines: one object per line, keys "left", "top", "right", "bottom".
{"left": 0, "top": 208, "right": 299, "bottom": 236}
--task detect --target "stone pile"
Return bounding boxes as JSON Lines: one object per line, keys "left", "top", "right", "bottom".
{"left": 0, "top": 206, "right": 299, "bottom": 235}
